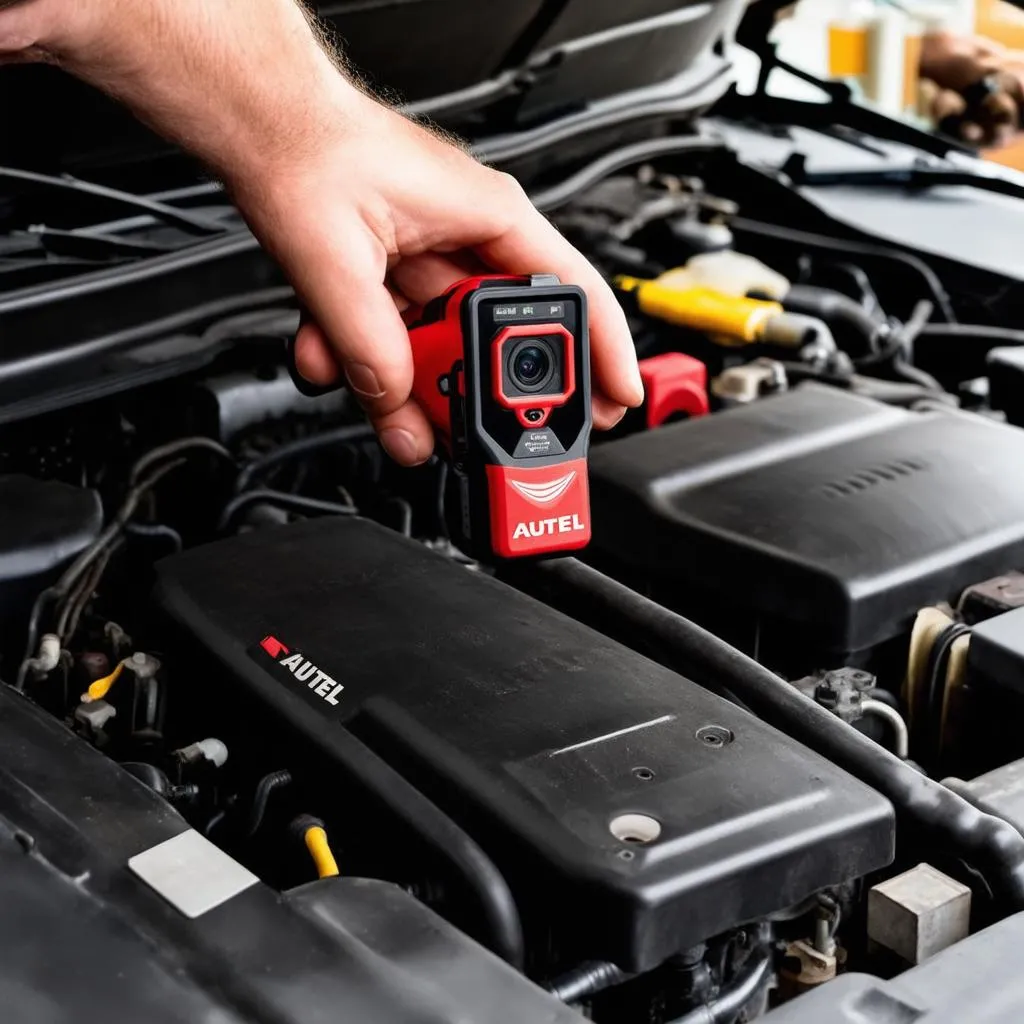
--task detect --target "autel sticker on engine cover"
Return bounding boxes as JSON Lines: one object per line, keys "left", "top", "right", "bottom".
{"left": 249, "top": 634, "right": 345, "bottom": 709}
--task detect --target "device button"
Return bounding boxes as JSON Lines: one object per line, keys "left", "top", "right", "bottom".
{"left": 529, "top": 274, "right": 561, "bottom": 288}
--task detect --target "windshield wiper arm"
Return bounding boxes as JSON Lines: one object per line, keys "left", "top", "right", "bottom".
{"left": 781, "top": 153, "right": 1024, "bottom": 203}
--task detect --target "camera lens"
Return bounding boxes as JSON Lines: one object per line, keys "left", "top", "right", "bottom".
{"left": 514, "top": 346, "right": 549, "bottom": 387}
{"left": 509, "top": 340, "right": 556, "bottom": 394}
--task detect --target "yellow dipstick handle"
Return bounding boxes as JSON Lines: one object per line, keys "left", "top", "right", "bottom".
{"left": 84, "top": 660, "right": 125, "bottom": 703}
{"left": 304, "top": 825, "right": 339, "bottom": 878}
{"left": 616, "top": 276, "right": 783, "bottom": 345}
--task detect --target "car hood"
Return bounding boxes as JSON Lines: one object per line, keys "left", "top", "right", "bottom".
{"left": 0, "top": 0, "right": 750, "bottom": 178}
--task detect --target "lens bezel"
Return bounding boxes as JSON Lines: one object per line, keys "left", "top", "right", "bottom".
{"left": 507, "top": 338, "right": 557, "bottom": 394}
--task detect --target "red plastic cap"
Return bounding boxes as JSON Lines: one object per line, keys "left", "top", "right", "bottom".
{"left": 638, "top": 353, "right": 709, "bottom": 429}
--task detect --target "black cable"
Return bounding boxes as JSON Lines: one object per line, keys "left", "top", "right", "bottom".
{"left": 138, "top": 674, "right": 161, "bottom": 733}
{"left": 831, "top": 262, "right": 882, "bottom": 316}
{"left": 923, "top": 623, "right": 972, "bottom": 753}
{"left": 544, "top": 961, "right": 631, "bottom": 1003}
{"left": 0, "top": 165, "right": 226, "bottom": 236}
{"left": 917, "top": 323, "right": 1024, "bottom": 346}
{"left": 384, "top": 497, "right": 414, "bottom": 538}
{"left": 893, "top": 301, "right": 943, "bottom": 391}
{"left": 204, "top": 809, "right": 228, "bottom": 837}
{"left": 246, "top": 769, "right": 293, "bottom": 838}
{"left": 731, "top": 216, "right": 956, "bottom": 323}
{"left": 524, "top": 558, "right": 1024, "bottom": 910}
{"left": 129, "top": 436, "right": 234, "bottom": 487}
{"left": 125, "top": 522, "right": 184, "bottom": 553}
{"left": 120, "top": 762, "right": 172, "bottom": 797}
{"left": 297, "top": 712, "right": 524, "bottom": 966}
{"left": 234, "top": 422, "right": 376, "bottom": 494}
{"left": 15, "top": 587, "right": 59, "bottom": 690}
{"left": 15, "top": 457, "right": 187, "bottom": 690}
{"left": 529, "top": 135, "right": 724, "bottom": 214}
{"left": 59, "top": 536, "right": 125, "bottom": 642}
{"left": 819, "top": 893, "right": 843, "bottom": 939}
{"left": 853, "top": 300, "right": 943, "bottom": 391}
{"left": 218, "top": 489, "right": 357, "bottom": 533}
{"left": 667, "top": 954, "right": 772, "bottom": 1024}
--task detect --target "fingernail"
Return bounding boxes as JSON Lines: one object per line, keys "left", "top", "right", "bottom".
{"left": 628, "top": 368, "right": 646, "bottom": 407}
{"left": 344, "top": 362, "right": 385, "bottom": 399}
{"left": 380, "top": 428, "right": 422, "bottom": 465}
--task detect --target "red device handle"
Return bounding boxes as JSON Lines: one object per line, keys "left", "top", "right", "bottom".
{"left": 409, "top": 274, "right": 525, "bottom": 445}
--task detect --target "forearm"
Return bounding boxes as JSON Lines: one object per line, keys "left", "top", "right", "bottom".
{"left": 0, "top": 0, "right": 374, "bottom": 184}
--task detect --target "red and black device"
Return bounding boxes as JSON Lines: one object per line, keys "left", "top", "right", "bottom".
{"left": 288, "top": 273, "right": 592, "bottom": 560}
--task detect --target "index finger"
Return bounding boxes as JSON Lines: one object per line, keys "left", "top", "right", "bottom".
{"left": 474, "top": 200, "right": 644, "bottom": 413}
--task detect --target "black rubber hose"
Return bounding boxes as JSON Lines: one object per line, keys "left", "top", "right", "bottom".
{"left": 544, "top": 961, "right": 631, "bottom": 1004}
{"left": 666, "top": 954, "right": 772, "bottom": 1024}
{"left": 731, "top": 216, "right": 956, "bottom": 323}
{"left": 125, "top": 522, "right": 184, "bottom": 553}
{"left": 529, "top": 134, "right": 724, "bottom": 214}
{"left": 246, "top": 769, "right": 293, "bottom": 838}
{"left": 121, "top": 762, "right": 172, "bottom": 797}
{"left": 234, "top": 422, "right": 376, "bottom": 493}
{"left": 313, "top": 722, "right": 524, "bottom": 967}
{"left": 783, "top": 284, "right": 885, "bottom": 357}
{"left": 525, "top": 559, "right": 1024, "bottom": 909}
{"left": 218, "top": 490, "right": 357, "bottom": 533}
{"left": 918, "top": 323, "right": 1024, "bottom": 346}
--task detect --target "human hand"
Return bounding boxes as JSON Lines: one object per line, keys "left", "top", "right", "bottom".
{"left": 232, "top": 97, "right": 644, "bottom": 467}
{"left": 1, "top": 0, "right": 643, "bottom": 467}
{"left": 920, "top": 31, "right": 1022, "bottom": 148}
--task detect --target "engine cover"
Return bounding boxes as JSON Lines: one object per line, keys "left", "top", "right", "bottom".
{"left": 155, "top": 517, "right": 893, "bottom": 972}
{"left": 589, "top": 384, "right": 1024, "bottom": 660}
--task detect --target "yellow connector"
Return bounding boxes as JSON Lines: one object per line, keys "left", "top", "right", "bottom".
{"left": 615, "top": 273, "right": 783, "bottom": 346}
{"left": 303, "top": 823, "right": 339, "bottom": 879}
{"left": 83, "top": 660, "right": 125, "bottom": 703}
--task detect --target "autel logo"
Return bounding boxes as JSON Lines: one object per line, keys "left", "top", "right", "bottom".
{"left": 259, "top": 634, "right": 343, "bottom": 706}
{"left": 512, "top": 514, "right": 586, "bottom": 540}
{"left": 508, "top": 470, "right": 577, "bottom": 506}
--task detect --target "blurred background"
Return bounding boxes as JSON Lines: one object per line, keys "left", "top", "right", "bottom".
{"left": 737, "top": 0, "right": 1024, "bottom": 168}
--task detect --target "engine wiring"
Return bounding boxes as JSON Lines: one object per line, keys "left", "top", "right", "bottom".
{"left": 15, "top": 455, "right": 190, "bottom": 690}
{"left": 233, "top": 421, "right": 376, "bottom": 493}
{"left": 217, "top": 489, "right": 358, "bottom": 534}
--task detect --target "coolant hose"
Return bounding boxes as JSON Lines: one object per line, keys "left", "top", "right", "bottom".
{"left": 782, "top": 285, "right": 884, "bottom": 357}
{"left": 666, "top": 954, "right": 771, "bottom": 1024}
{"left": 524, "top": 559, "right": 1024, "bottom": 910}
{"left": 544, "top": 961, "right": 631, "bottom": 1003}
{"left": 324, "top": 725, "right": 524, "bottom": 967}
{"left": 246, "top": 769, "right": 293, "bottom": 838}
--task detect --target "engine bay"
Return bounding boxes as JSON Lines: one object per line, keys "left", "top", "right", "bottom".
{"left": 7, "top": 90, "right": 1024, "bottom": 1022}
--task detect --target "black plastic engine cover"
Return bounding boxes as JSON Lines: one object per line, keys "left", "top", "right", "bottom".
{"left": 155, "top": 517, "right": 894, "bottom": 972}
{"left": 0, "top": 682, "right": 582, "bottom": 1024}
{"left": 589, "top": 384, "right": 1024, "bottom": 658}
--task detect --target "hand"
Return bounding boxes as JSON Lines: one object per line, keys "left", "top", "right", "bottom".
{"left": 2, "top": 0, "right": 643, "bottom": 467}
{"left": 232, "top": 97, "right": 644, "bottom": 467}
{"left": 920, "top": 31, "right": 1023, "bottom": 148}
